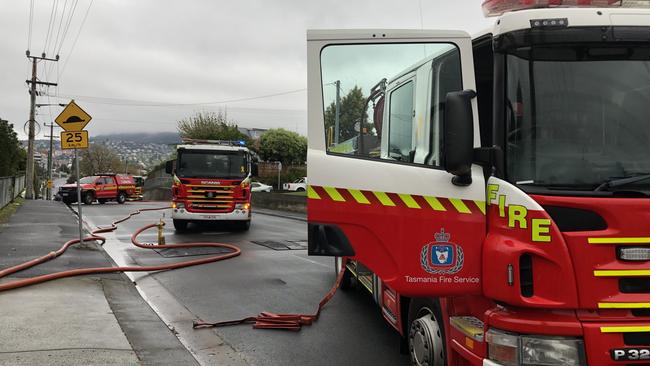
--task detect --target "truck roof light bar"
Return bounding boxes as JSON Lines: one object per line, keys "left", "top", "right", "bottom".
{"left": 181, "top": 138, "right": 247, "bottom": 146}
{"left": 482, "top": 0, "right": 650, "bottom": 17}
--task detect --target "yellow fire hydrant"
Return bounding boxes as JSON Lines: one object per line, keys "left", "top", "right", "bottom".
{"left": 157, "top": 218, "right": 166, "bottom": 245}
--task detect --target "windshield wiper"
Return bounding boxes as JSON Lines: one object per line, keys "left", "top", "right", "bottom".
{"left": 594, "top": 174, "right": 650, "bottom": 191}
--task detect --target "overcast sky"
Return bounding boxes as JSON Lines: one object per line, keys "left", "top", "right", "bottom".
{"left": 0, "top": 0, "right": 493, "bottom": 140}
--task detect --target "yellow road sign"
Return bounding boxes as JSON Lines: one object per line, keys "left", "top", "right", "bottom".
{"left": 60, "top": 130, "right": 89, "bottom": 149}
{"left": 47, "top": 180, "right": 53, "bottom": 189}
{"left": 55, "top": 100, "right": 92, "bottom": 131}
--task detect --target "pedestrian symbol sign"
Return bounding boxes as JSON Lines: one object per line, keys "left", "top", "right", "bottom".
{"left": 55, "top": 100, "right": 92, "bottom": 131}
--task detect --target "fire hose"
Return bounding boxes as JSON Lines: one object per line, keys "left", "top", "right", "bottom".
{"left": 0, "top": 206, "right": 345, "bottom": 331}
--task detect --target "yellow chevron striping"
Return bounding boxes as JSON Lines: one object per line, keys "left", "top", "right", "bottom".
{"left": 398, "top": 194, "right": 421, "bottom": 209}
{"left": 601, "top": 325, "right": 650, "bottom": 333}
{"left": 323, "top": 186, "right": 345, "bottom": 202}
{"left": 373, "top": 191, "right": 395, "bottom": 206}
{"left": 589, "top": 237, "right": 650, "bottom": 244}
{"left": 599, "top": 302, "right": 650, "bottom": 309}
{"left": 594, "top": 270, "right": 650, "bottom": 277}
{"left": 348, "top": 189, "right": 370, "bottom": 204}
{"left": 449, "top": 198, "right": 471, "bottom": 214}
{"left": 307, "top": 186, "right": 321, "bottom": 199}
{"left": 474, "top": 200, "right": 486, "bottom": 215}
{"left": 423, "top": 196, "right": 446, "bottom": 211}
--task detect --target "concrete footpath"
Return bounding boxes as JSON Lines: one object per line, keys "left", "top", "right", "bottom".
{"left": 0, "top": 200, "right": 198, "bottom": 366}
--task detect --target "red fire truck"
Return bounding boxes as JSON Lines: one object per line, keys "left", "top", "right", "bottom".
{"left": 166, "top": 139, "right": 256, "bottom": 231}
{"left": 307, "top": 2, "right": 650, "bottom": 365}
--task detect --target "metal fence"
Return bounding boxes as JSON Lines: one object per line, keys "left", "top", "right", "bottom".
{"left": 0, "top": 175, "right": 25, "bottom": 209}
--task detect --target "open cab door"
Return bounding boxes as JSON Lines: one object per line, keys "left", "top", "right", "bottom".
{"left": 307, "top": 30, "right": 486, "bottom": 297}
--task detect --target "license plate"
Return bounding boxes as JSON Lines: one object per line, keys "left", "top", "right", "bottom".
{"left": 61, "top": 193, "right": 69, "bottom": 196}
{"left": 611, "top": 348, "right": 650, "bottom": 361}
{"left": 201, "top": 215, "right": 219, "bottom": 219}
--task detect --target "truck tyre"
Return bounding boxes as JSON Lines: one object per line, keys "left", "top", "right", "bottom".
{"left": 116, "top": 192, "right": 126, "bottom": 204}
{"left": 173, "top": 219, "right": 188, "bottom": 232}
{"left": 233, "top": 220, "right": 251, "bottom": 231}
{"left": 98, "top": 199, "right": 107, "bottom": 204}
{"left": 83, "top": 192, "right": 94, "bottom": 205}
{"left": 334, "top": 257, "right": 353, "bottom": 291}
{"left": 407, "top": 298, "right": 445, "bottom": 366}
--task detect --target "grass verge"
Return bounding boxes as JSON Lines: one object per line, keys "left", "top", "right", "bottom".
{"left": 0, "top": 197, "right": 25, "bottom": 225}
{"left": 284, "top": 191, "right": 307, "bottom": 196}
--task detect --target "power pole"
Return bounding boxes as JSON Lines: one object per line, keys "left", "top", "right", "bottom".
{"left": 334, "top": 80, "right": 341, "bottom": 145}
{"left": 40, "top": 104, "right": 66, "bottom": 200}
{"left": 25, "top": 51, "right": 58, "bottom": 199}
{"left": 44, "top": 123, "right": 60, "bottom": 200}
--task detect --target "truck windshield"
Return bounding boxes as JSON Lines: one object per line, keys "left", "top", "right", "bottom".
{"left": 79, "top": 177, "right": 96, "bottom": 184}
{"left": 506, "top": 45, "right": 650, "bottom": 190}
{"left": 177, "top": 150, "right": 248, "bottom": 179}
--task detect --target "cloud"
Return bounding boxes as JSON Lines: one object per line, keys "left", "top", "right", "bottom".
{"left": 0, "top": 0, "right": 492, "bottom": 139}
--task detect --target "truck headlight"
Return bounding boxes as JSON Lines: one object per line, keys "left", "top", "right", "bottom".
{"left": 235, "top": 203, "right": 250, "bottom": 210}
{"left": 486, "top": 329, "right": 586, "bottom": 366}
{"left": 173, "top": 202, "right": 184, "bottom": 209}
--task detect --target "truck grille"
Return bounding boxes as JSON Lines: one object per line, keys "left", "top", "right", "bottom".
{"left": 185, "top": 185, "right": 235, "bottom": 212}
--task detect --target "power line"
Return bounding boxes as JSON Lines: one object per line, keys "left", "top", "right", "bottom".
{"left": 59, "top": 0, "right": 93, "bottom": 79}
{"left": 51, "top": 0, "right": 69, "bottom": 57}
{"left": 43, "top": 0, "right": 58, "bottom": 54}
{"left": 57, "top": 0, "right": 79, "bottom": 55}
{"left": 46, "top": 87, "right": 307, "bottom": 107}
{"left": 27, "top": 0, "right": 34, "bottom": 50}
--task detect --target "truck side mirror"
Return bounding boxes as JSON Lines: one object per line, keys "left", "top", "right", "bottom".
{"left": 251, "top": 163, "right": 259, "bottom": 177}
{"left": 165, "top": 160, "right": 174, "bottom": 175}
{"left": 443, "top": 90, "right": 476, "bottom": 186}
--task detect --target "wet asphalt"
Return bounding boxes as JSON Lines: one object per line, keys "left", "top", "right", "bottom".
{"left": 79, "top": 200, "right": 410, "bottom": 366}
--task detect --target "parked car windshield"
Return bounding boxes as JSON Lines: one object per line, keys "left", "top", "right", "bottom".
{"left": 505, "top": 45, "right": 650, "bottom": 190}
{"left": 177, "top": 150, "right": 248, "bottom": 179}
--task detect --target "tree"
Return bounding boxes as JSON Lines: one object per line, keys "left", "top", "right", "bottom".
{"left": 177, "top": 111, "right": 249, "bottom": 142}
{"left": 0, "top": 120, "right": 25, "bottom": 176}
{"left": 324, "top": 86, "right": 371, "bottom": 143}
{"left": 79, "top": 144, "right": 122, "bottom": 176}
{"left": 258, "top": 129, "right": 307, "bottom": 165}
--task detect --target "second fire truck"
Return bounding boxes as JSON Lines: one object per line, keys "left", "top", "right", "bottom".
{"left": 166, "top": 139, "right": 255, "bottom": 231}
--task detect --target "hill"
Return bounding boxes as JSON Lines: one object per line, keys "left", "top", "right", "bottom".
{"left": 93, "top": 132, "right": 181, "bottom": 145}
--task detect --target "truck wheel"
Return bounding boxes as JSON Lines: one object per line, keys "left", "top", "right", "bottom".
{"left": 116, "top": 192, "right": 126, "bottom": 204}
{"left": 98, "top": 199, "right": 107, "bottom": 204}
{"left": 407, "top": 298, "right": 445, "bottom": 366}
{"left": 334, "top": 257, "right": 353, "bottom": 291}
{"left": 83, "top": 192, "right": 94, "bottom": 205}
{"left": 173, "top": 219, "right": 188, "bottom": 232}
{"left": 233, "top": 220, "right": 250, "bottom": 231}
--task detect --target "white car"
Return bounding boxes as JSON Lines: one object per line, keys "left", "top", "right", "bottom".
{"left": 283, "top": 177, "right": 307, "bottom": 191}
{"left": 251, "top": 181, "right": 273, "bottom": 192}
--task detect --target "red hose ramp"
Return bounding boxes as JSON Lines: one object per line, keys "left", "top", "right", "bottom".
{"left": 192, "top": 258, "right": 347, "bottom": 331}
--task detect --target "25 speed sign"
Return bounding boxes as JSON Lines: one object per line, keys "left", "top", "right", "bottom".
{"left": 60, "top": 130, "right": 89, "bottom": 149}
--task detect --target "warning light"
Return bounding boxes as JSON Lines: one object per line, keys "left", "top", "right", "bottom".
{"left": 482, "top": 0, "right": 650, "bottom": 17}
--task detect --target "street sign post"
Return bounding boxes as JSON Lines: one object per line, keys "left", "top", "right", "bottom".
{"left": 55, "top": 100, "right": 92, "bottom": 247}
{"left": 60, "top": 131, "right": 89, "bottom": 149}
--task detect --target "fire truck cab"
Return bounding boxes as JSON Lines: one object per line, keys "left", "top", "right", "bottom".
{"left": 307, "top": 1, "right": 650, "bottom": 365}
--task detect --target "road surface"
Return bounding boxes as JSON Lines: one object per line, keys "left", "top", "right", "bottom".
{"left": 77, "top": 200, "right": 410, "bottom": 366}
